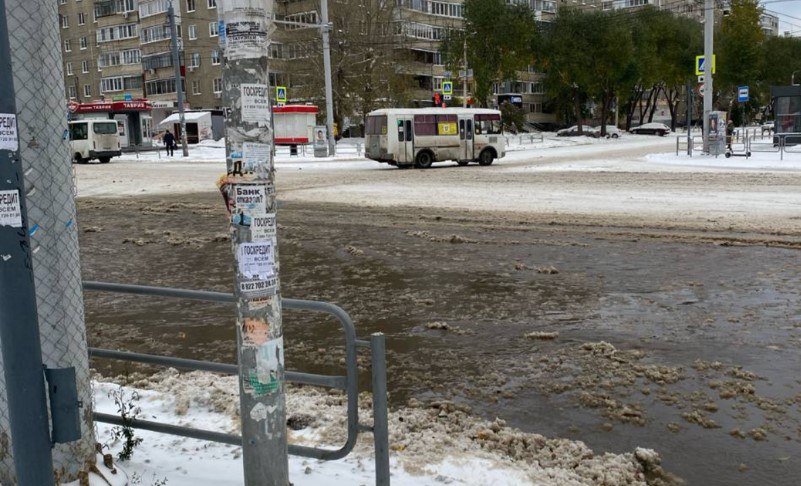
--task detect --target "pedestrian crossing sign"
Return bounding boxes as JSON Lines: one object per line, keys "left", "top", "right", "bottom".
{"left": 442, "top": 81, "right": 453, "bottom": 96}
{"left": 276, "top": 86, "right": 287, "bottom": 103}
{"left": 695, "top": 55, "right": 716, "bottom": 76}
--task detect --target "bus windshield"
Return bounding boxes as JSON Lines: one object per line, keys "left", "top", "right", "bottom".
{"left": 93, "top": 122, "right": 118, "bottom": 135}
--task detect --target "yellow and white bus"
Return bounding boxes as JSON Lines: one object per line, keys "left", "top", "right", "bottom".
{"left": 364, "top": 108, "right": 505, "bottom": 169}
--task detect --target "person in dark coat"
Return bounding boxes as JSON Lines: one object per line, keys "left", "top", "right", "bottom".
{"left": 726, "top": 120, "right": 734, "bottom": 151}
{"left": 163, "top": 129, "right": 176, "bottom": 156}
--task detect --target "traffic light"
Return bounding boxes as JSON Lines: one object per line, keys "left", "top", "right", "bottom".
{"left": 433, "top": 92, "right": 441, "bottom": 106}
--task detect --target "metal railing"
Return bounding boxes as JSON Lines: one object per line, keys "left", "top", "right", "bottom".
{"left": 83, "top": 281, "right": 390, "bottom": 486}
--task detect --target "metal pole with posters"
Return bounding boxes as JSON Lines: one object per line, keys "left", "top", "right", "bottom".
{"left": 169, "top": 3, "right": 189, "bottom": 157}
{"left": 320, "top": 0, "right": 336, "bottom": 156}
{"left": 0, "top": 2, "right": 56, "bottom": 484}
{"left": 216, "top": 1, "right": 289, "bottom": 484}
{"left": 702, "top": 0, "right": 714, "bottom": 153}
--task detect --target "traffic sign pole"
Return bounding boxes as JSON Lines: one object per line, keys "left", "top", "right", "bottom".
{"left": 702, "top": 0, "right": 714, "bottom": 154}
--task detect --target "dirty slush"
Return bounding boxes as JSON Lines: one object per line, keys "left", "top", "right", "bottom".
{"left": 79, "top": 195, "right": 801, "bottom": 486}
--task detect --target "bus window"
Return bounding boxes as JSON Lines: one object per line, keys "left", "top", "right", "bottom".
{"left": 459, "top": 120, "right": 465, "bottom": 140}
{"left": 69, "top": 123, "right": 88, "bottom": 141}
{"left": 397, "top": 120, "right": 404, "bottom": 142}
{"left": 476, "top": 114, "right": 501, "bottom": 134}
{"left": 366, "top": 115, "right": 387, "bottom": 135}
{"left": 413, "top": 114, "right": 436, "bottom": 136}
{"left": 93, "top": 122, "right": 118, "bottom": 135}
{"left": 466, "top": 120, "right": 473, "bottom": 140}
{"left": 405, "top": 120, "right": 413, "bottom": 141}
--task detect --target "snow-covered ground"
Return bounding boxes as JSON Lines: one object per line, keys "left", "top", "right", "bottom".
{"left": 66, "top": 134, "right": 801, "bottom": 484}
{"left": 79, "top": 370, "right": 674, "bottom": 486}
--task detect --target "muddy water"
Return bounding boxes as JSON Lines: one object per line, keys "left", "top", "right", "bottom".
{"left": 78, "top": 195, "right": 801, "bottom": 485}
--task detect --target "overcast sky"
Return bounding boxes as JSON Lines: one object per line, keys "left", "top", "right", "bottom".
{"left": 762, "top": 0, "right": 801, "bottom": 35}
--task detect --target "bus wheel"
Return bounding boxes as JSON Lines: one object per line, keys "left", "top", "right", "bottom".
{"left": 457, "top": 160, "right": 469, "bottom": 166}
{"left": 74, "top": 153, "right": 88, "bottom": 164}
{"left": 478, "top": 150, "right": 495, "bottom": 166}
{"left": 415, "top": 151, "right": 433, "bottom": 169}
{"left": 98, "top": 157, "right": 111, "bottom": 164}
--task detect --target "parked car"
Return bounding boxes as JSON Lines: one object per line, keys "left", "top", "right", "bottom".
{"left": 761, "top": 121, "right": 774, "bottom": 135}
{"left": 592, "top": 125, "right": 623, "bottom": 138}
{"left": 629, "top": 122, "right": 671, "bottom": 136}
{"left": 556, "top": 125, "right": 597, "bottom": 137}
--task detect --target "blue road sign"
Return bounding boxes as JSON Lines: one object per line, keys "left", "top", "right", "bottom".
{"left": 737, "top": 86, "right": 749, "bottom": 103}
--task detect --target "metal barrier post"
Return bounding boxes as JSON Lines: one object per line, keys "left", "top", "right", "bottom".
{"left": 370, "top": 333, "right": 390, "bottom": 486}
{"left": 216, "top": 1, "right": 288, "bottom": 483}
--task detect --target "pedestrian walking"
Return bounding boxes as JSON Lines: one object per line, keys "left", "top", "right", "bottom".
{"left": 726, "top": 120, "right": 734, "bottom": 151}
{"left": 164, "top": 129, "right": 176, "bottom": 156}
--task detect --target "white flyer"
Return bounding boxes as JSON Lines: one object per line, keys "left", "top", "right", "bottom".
{"left": 0, "top": 114, "right": 18, "bottom": 151}
{"left": 237, "top": 241, "right": 275, "bottom": 279}
{"left": 251, "top": 213, "right": 276, "bottom": 241}
{"left": 232, "top": 184, "right": 267, "bottom": 225}
{"left": 223, "top": 13, "right": 268, "bottom": 61}
{"left": 242, "top": 142, "right": 272, "bottom": 172}
{"left": 240, "top": 84, "right": 270, "bottom": 123}
{"left": 0, "top": 190, "right": 22, "bottom": 228}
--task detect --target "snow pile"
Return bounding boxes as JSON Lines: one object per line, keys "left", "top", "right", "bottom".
{"left": 89, "top": 369, "right": 680, "bottom": 485}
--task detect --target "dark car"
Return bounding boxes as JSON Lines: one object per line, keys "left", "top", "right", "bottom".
{"left": 629, "top": 122, "right": 671, "bottom": 136}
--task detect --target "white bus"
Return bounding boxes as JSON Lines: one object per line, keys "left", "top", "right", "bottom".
{"left": 364, "top": 108, "right": 505, "bottom": 168}
{"left": 68, "top": 119, "right": 122, "bottom": 164}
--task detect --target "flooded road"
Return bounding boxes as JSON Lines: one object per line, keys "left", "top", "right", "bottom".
{"left": 79, "top": 195, "right": 801, "bottom": 485}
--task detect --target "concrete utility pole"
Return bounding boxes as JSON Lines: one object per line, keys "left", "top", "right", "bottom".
{"left": 462, "top": 37, "right": 468, "bottom": 108}
{"left": 2, "top": 0, "right": 96, "bottom": 482}
{"left": 320, "top": 0, "right": 336, "bottom": 156}
{"left": 169, "top": 2, "right": 189, "bottom": 157}
{"left": 702, "top": 0, "right": 714, "bottom": 153}
{"left": 217, "top": 1, "right": 288, "bottom": 484}
{"left": 0, "top": 4, "right": 56, "bottom": 484}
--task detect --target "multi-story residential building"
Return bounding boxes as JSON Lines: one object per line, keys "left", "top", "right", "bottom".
{"left": 760, "top": 11, "right": 779, "bottom": 37}
{"left": 58, "top": 0, "right": 562, "bottom": 139}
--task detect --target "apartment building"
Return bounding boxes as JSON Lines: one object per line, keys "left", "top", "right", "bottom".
{"left": 760, "top": 11, "right": 779, "bottom": 37}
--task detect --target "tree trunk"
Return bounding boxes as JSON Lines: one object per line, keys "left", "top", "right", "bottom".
{"left": 647, "top": 84, "right": 663, "bottom": 123}
{"left": 574, "top": 86, "right": 583, "bottom": 134}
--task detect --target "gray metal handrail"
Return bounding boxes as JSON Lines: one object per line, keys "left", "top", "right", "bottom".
{"left": 83, "top": 281, "right": 389, "bottom": 485}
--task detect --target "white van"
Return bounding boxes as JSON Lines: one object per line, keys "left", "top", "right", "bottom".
{"left": 365, "top": 108, "right": 506, "bottom": 168}
{"left": 69, "top": 119, "right": 122, "bottom": 164}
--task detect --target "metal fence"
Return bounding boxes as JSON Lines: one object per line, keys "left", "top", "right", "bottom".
{"left": 676, "top": 131, "right": 801, "bottom": 160}
{"left": 82, "top": 281, "right": 390, "bottom": 485}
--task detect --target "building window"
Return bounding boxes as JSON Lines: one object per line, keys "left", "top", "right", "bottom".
{"left": 60, "top": 15, "right": 69, "bottom": 29}
{"left": 81, "top": 60, "right": 89, "bottom": 73}
{"left": 83, "top": 84, "right": 91, "bottom": 97}
{"left": 80, "top": 36, "right": 88, "bottom": 50}
{"left": 140, "top": 25, "right": 172, "bottom": 44}
{"left": 139, "top": 0, "right": 171, "bottom": 18}
{"left": 211, "top": 49, "right": 220, "bottom": 65}
{"left": 213, "top": 77, "right": 222, "bottom": 93}
{"left": 142, "top": 52, "right": 174, "bottom": 70}
{"left": 187, "top": 0, "right": 196, "bottom": 10}
{"left": 207, "top": 0, "right": 216, "bottom": 8}
{"left": 145, "top": 78, "right": 184, "bottom": 95}
{"left": 64, "top": 39, "right": 71, "bottom": 52}
{"left": 78, "top": 12, "right": 86, "bottom": 25}
{"left": 68, "top": 86, "right": 77, "bottom": 98}
{"left": 209, "top": 21, "right": 218, "bottom": 37}
{"left": 66, "top": 62, "right": 73, "bottom": 75}
{"left": 98, "top": 49, "right": 141, "bottom": 67}
{"left": 97, "top": 23, "right": 137, "bottom": 43}
{"left": 189, "top": 52, "right": 201, "bottom": 68}
{"left": 101, "top": 77, "right": 124, "bottom": 92}
{"left": 117, "top": 0, "right": 136, "bottom": 12}
{"left": 192, "top": 80, "right": 200, "bottom": 95}
{"left": 188, "top": 24, "right": 197, "bottom": 40}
